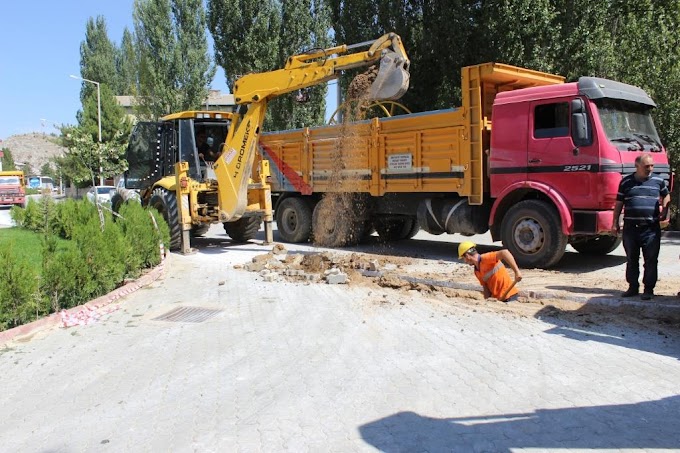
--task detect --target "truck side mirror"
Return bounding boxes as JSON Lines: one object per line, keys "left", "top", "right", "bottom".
{"left": 571, "top": 98, "right": 592, "bottom": 146}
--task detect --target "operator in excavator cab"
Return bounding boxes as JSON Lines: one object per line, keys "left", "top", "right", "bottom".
{"left": 458, "top": 241, "right": 522, "bottom": 302}
{"left": 197, "top": 130, "right": 218, "bottom": 162}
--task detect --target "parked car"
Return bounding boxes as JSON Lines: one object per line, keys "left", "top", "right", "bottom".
{"left": 86, "top": 185, "right": 116, "bottom": 205}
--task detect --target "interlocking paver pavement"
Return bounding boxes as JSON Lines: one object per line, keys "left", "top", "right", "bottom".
{"left": 1, "top": 228, "right": 680, "bottom": 452}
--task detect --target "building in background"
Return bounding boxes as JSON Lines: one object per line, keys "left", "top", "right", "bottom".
{"left": 115, "top": 90, "right": 236, "bottom": 120}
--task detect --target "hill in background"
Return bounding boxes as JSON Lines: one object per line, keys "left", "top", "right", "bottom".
{"left": 0, "top": 133, "right": 67, "bottom": 173}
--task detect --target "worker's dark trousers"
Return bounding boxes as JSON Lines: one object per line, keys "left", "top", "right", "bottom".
{"left": 622, "top": 223, "right": 661, "bottom": 292}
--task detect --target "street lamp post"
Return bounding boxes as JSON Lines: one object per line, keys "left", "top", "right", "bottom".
{"left": 70, "top": 75, "right": 103, "bottom": 185}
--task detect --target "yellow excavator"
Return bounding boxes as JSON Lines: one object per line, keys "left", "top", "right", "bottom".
{"left": 116, "top": 32, "right": 410, "bottom": 253}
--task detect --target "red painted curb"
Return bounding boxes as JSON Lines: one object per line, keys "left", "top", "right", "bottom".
{"left": 0, "top": 259, "right": 167, "bottom": 345}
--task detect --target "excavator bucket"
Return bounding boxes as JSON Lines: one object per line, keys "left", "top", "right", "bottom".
{"left": 368, "top": 50, "right": 410, "bottom": 101}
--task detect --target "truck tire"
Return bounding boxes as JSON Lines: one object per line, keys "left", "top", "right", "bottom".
{"left": 191, "top": 224, "right": 211, "bottom": 237}
{"left": 374, "top": 216, "right": 419, "bottom": 241}
{"left": 312, "top": 197, "right": 364, "bottom": 247}
{"left": 224, "top": 215, "right": 262, "bottom": 243}
{"left": 275, "top": 197, "right": 312, "bottom": 243}
{"left": 500, "top": 199, "right": 567, "bottom": 268}
{"left": 149, "top": 188, "right": 182, "bottom": 250}
{"left": 571, "top": 235, "right": 622, "bottom": 255}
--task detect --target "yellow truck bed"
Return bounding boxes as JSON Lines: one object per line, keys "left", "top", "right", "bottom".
{"left": 260, "top": 62, "right": 563, "bottom": 205}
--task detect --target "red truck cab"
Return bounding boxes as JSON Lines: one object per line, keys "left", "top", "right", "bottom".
{"left": 0, "top": 171, "right": 26, "bottom": 207}
{"left": 489, "top": 77, "right": 669, "bottom": 267}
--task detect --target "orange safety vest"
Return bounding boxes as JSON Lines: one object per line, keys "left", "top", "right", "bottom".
{"left": 473, "top": 252, "right": 518, "bottom": 300}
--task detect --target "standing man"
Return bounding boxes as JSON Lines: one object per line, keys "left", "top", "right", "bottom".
{"left": 612, "top": 153, "right": 670, "bottom": 300}
{"left": 458, "top": 241, "right": 522, "bottom": 302}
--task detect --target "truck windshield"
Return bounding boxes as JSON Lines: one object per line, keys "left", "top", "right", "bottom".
{"left": 0, "top": 177, "right": 20, "bottom": 185}
{"left": 595, "top": 98, "right": 662, "bottom": 151}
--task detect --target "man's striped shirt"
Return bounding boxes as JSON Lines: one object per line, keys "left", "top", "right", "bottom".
{"left": 617, "top": 172, "right": 669, "bottom": 224}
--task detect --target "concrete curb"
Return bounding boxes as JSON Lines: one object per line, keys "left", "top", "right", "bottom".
{"left": 0, "top": 258, "right": 168, "bottom": 346}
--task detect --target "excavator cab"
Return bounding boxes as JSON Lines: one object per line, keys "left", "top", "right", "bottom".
{"left": 122, "top": 111, "right": 233, "bottom": 191}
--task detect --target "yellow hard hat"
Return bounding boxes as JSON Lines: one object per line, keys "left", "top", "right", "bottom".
{"left": 458, "top": 241, "right": 476, "bottom": 258}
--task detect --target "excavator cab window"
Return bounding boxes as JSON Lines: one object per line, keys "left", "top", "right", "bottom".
{"left": 124, "top": 121, "right": 166, "bottom": 190}
{"left": 178, "top": 120, "right": 201, "bottom": 180}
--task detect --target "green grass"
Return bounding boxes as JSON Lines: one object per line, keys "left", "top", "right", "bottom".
{"left": 0, "top": 228, "right": 67, "bottom": 276}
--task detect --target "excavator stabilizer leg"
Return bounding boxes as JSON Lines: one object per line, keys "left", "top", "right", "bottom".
{"left": 368, "top": 50, "right": 410, "bottom": 101}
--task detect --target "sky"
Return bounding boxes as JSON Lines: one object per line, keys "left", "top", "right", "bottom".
{"left": 0, "top": 1, "right": 337, "bottom": 141}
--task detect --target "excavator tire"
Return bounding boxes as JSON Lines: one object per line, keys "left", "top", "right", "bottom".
{"left": 148, "top": 188, "right": 182, "bottom": 250}
{"left": 223, "top": 215, "right": 262, "bottom": 243}
{"left": 373, "top": 216, "right": 419, "bottom": 242}
{"left": 191, "top": 224, "right": 211, "bottom": 237}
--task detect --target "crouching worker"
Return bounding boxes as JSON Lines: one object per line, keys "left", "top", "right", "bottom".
{"left": 458, "top": 241, "right": 522, "bottom": 302}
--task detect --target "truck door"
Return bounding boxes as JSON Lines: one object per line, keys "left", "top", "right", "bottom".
{"left": 528, "top": 97, "right": 597, "bottom": 206}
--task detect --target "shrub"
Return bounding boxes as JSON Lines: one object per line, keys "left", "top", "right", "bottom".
{"left": 117, "top": 202, "right": 169, "bottom": 275}
{"left": 0, "top": 243, "right": 44, "bottom": 330}
{"left": 50, "top": 198, "right": 97, "bottom": 239}
{"left": 9, "top": 205, "right": 25, "bottom": 226}
{"left": 6, "top": 197, "right": 170, "bottom": 328}
{"left": 41, "top": 236, "right": 93, "bottom": 311}
{"left": 71, "top": 211, "right": 128, "bottom": 298}
{"left": 12, "top": 196, "right": 57, "bottom": 233}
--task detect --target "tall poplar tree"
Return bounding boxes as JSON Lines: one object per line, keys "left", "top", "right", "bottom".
{"left": 117, "top": 27, "right": 139, "bottom": 95}
{"left": 77, "top": 17, "right": 131, "bottom": 146}
{"left": 79, "top": 16, "right": 118, "bottom": 100}
{"left": 267, "top": 0, "right": 332, "bottom": 130}
{"left": 207, "top": 0, "right": 282, "bottom": 91}
{"left": 134, "top": 0, "right": 215, "bottom": 119}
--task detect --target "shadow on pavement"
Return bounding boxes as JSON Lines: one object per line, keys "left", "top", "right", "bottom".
{"left": 359, "top": 396, "right": 680, "bottom": 452}
{"left": 550, "top": 251, "right": 627, "bottom": 271}
{"left": 534, "top": 303, "right": 680, "bottom": 360}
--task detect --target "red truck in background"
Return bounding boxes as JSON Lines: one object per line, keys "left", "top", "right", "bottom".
{"left": 0, "top": 171, "right": 26, "bottom": 207}
{"left": 260, "top": 62, "right": 671, "bottom": 268}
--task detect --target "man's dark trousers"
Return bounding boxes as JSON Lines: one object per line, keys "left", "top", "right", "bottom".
{"left": 622, "top": 223, "right": 661, "bottom": 291}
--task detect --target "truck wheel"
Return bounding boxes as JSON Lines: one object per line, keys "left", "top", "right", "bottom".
{"left": 191, "top": 224, "right": 211, "bottom": 237}
{"left": 149, "top": 188, "right": 182, "bottom": 250}
{"left": 374, "top": 217, "right": 418, "bottom": 241}
{"left": 275, "top": 197, "right": 312, "bottom": 243}
{"left": 501, "top": 200, "right": 567, "bottom": 268}
{"left": 312, "top": 197, "right": 364, "bottom": 247}
{"left": 224, "top": 215, "right": 262, "bottom": 243}
{"left": 571, "top": 235, "right": 622, "bottom": 255}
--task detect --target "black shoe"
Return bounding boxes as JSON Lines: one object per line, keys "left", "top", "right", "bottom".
{"left": 641, "top": 290, "right": 654, "bottom": 301}
{"left": 621, "top": 287, "right": 639, "bottom": 298}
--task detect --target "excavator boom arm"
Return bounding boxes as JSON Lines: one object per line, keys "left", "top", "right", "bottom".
{"left": 213, "top": 32, "right": 410, "bottom": 222}
{"left": 234, "top": 32, "right": 409, "bottom": 103}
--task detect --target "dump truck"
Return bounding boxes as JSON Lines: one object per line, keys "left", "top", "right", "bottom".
{"left": 260, "top": 62, "right": 671, "bottom": 268}
{"left": 0, "top": 170, "right": 26, "bottom": 207}
{"left": 116, "top": 33, "right": 410, "bottom": 253}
